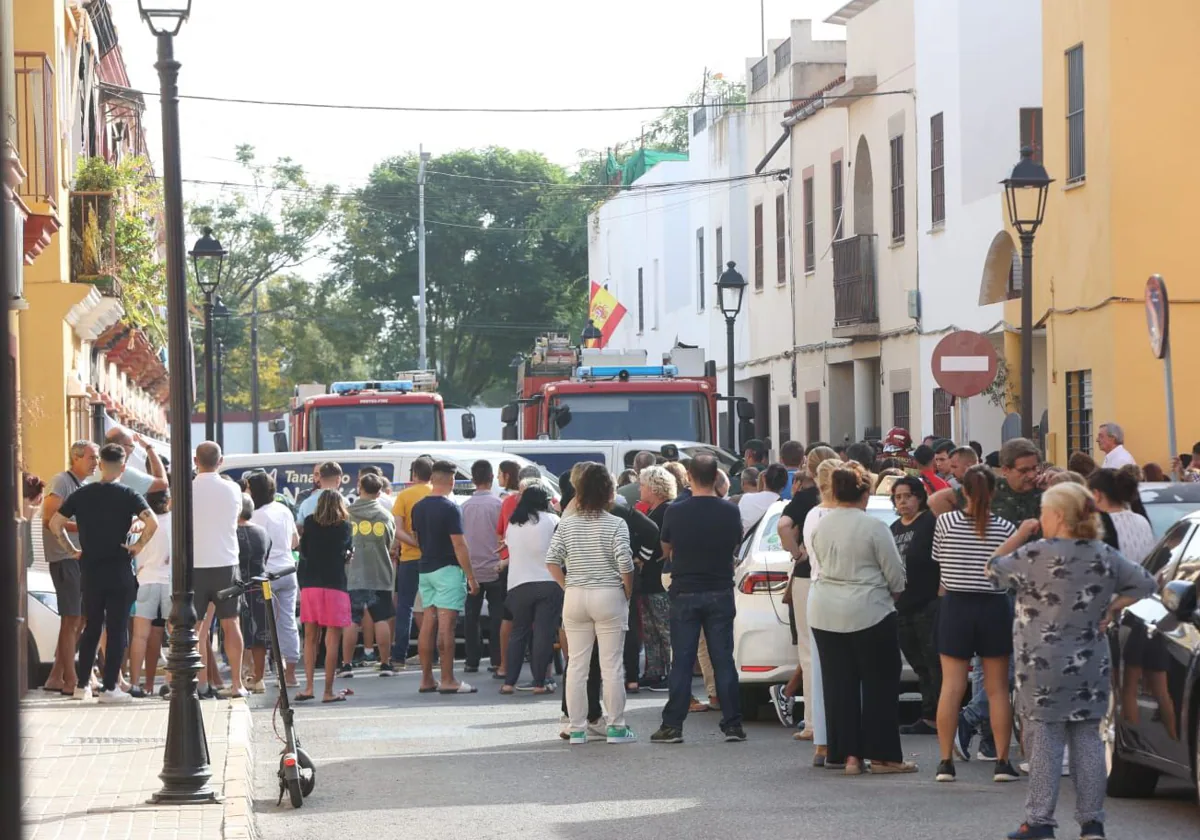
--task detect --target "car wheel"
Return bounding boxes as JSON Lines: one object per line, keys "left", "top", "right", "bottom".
{"left": 739, "top": 684, "right": 764, "bottom": 722}
{"left": 1103, "top": 692, "right": 1159, "bottom": 798}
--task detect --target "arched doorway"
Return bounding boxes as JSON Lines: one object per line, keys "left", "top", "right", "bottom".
{"left": 852, "top": 135, "right": 874, "bottom": 236}
{"left": 979, "top": 231, "right": 1018, "bottom": 305}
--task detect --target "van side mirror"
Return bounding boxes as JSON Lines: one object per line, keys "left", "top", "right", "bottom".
{"left": 738, "top": 420, "right": 756, "bottom": 452}
{"left": 1162, "top": 579, "right": 1198, "bottom": 620}
{"left": 273, "top": 431, "right": 289, "bottom": 453}
{"left": 502, "top": 425, "right": 518, "bottom": 441}
{"left": 267, "top": 418, "right": 285, "bottom": 433}
{"left": 461, "top": 412, "right": 477, "bottom": 440}
{"left": 736, "top": 400, "right": 756, "bottom": 420}
{"left": 500, "top": 403, "right": 520, "bottom": 425}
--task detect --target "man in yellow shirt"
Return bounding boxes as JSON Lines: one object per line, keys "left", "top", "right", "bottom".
{"left": 391, "top": 456, "right": 434, "bottom": 666}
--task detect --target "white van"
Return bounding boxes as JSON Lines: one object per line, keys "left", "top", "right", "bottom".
{"left": 219, "top": 447, "right": 558, "bottom": 508}
{"left": 373, "top": 439, "right": 740, "bottom": 480}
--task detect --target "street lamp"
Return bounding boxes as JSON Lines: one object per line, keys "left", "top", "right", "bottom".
{"left": 1001, "top": 146, "right": 1054, "bottom": 440}
{"left": 212, "top": 297, "right": 230, "bottom": 450}
{"left": 581, "top": 319, "right": 602, "bottom": 348}
{"left": 138, "top": 0, "right": 219, "bottom": 805}
{"left": 716, "top": 261, "right": 747, "bottom": 450}
{"left": 190, "top": 227, "right": 226, "bottom": 442}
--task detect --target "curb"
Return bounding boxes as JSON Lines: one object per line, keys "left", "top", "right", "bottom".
{"left": 222, "top": 697, "right": 258, "bottom": 840}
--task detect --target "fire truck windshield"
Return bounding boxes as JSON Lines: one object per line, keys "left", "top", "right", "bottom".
{"left": 309, "top": 404, "right": 440, "bottom": 450}
{"left": 549, "top": 394, "right": 710, "bottom": 442}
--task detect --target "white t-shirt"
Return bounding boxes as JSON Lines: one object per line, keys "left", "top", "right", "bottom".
{"left": 136, "top": 511, "right": 172, "bottom": 585}
{"left": 738, "top": 491, "right": 778, "bottom": 535}
{"left": 802, "top": 506, "right": 834, "bottom": 580}
{"left": 1108, "top": 509, "right": 1157, "bottom": 567}
{"left": 505, "top": 512, "right": 560, "bottom": 591}
{"left": 251, "top": 501, "right": 300, "bottom": 574}
{"left": 1102, "top": 445, "right": 1136, "bottom": 469}
{"left": 192, "top": 472, "right": 240, "bottom": 569}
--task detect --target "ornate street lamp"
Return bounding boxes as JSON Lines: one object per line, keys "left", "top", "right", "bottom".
{"left": 190, "top": 227, "right": 225, "bottom": 443}
{"left": 716, "top": 261, "right": 747, "bottom": 450}
{"left": 138, "top": 0, "right": 218, "bottom": 805}
{"left": 1001, "top": 146, "right": 1053, "bottom": 439}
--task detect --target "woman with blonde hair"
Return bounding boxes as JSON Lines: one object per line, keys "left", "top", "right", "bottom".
{"left": 988, "top": 482, "right": 1154, "bottom": 840}
{"left": 635, "top": 465, "right": 677, "bottom": 691}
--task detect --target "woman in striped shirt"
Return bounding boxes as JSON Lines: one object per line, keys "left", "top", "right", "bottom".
{"left": 932, "top": 464, "right": 1019, "bottom": 783}
{"left": 547, "top": 462, "right": 636, "bottom": 745}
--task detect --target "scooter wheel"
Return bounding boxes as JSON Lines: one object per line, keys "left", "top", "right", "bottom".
{"left": 286, "top": 777, "right": 303, "bottom": 809}
{"left": 296, "top": 748, "right": 316, "bottom": 797}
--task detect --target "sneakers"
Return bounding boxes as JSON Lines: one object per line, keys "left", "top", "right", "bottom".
{"left": 900, "top": 719, "right": 938, "bottom": 735}
{"left": 338, "top": 663, "right": 354, "bottom": 678}
{"left": 722, "top": 724, "right": 747, "bottom": 742}
{"left": 953, "top": 714, "right": 974, "bottom": 761}
{"left": 640, "top": 676, "right": 669, "bottom": 692}
{"left": 515, "top": 681, "right": 538, "bottom": 692}
{"left": 129, "top": 686, "right": 148, "bottom": 699}
{"left": 1079, "top": 821, "right": 1105, "bottom": 840}
{"left": 994, "top": 759, "right": 1021, "bottom": 782}
{"left": 378, "top": 663, "right": 396, "bottom": 677}
{"left": 606, "top": 726, "right": 637, "bottom": 744}
{"left": 769, "top": 685, "right": 795, "bottom": 728}
{"left": 1005, "top": 824, "right": 1055, "bottom": 840}
{"left": 935, "top": 759, "right": 956, "bottom": 782}
{"left": 98, "top": 687, "right": 133, "bottom": 704}
{"left": 650, "top": 725, "right": 684, "bottom": 744}
{"left": 977, "top": 735, "right": 998, "bottom": 762}
{"left": 72, "top": 685, "right": 92, "bottom": 701}
{"left": 568, "top": 730, "right": 588, "bottom": 746}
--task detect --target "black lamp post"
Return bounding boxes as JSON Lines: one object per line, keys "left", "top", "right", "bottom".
{"left": 581, "top": 319, "right": 602, "bottom": 348}
{"left": 716, "top": 261, "right": 747, "bottom": 450}
{"left": 1001, "top": 146, "right": 1053, "bottom": 440}
{"left": 190, "top": 227, "right": 226, "bottom": 443}
{"left": 212, "top": 297, "right": 230, "bottom": 450}
{"left": 138, "top": 0, "right": 218, "bottom": 805}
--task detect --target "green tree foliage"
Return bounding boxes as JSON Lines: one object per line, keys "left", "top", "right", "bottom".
{"left": 329, "top": 147, "right": 589, "bottom": 405}
{"left": 640, "top": 70, "right": 747, "bottom": 154}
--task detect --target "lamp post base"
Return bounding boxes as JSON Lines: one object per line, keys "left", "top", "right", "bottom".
{"left": 152, "top": 599, "right": 216, "bottom": 804}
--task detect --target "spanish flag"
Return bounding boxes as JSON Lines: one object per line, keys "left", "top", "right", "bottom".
{"left": 588, "top": 282, "right": 627, "bottom": 348}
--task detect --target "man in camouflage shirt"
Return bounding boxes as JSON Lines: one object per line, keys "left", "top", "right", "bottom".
{"left": 991, "top": 437, "right": 1043, "bottom": 525}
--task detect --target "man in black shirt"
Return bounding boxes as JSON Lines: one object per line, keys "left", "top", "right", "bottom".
{"left": 50, "top": 443, "right": 157, "bottom": 703}
{"left": 651, "top": 454, "right": 745, "bottom": 744}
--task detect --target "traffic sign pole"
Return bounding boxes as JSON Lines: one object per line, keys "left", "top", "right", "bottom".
{"left": 1164, "top": 344, "right": 1178, "bottom": 479}
{"left": 1145, "top": 275, "right": 1177, "bottom": 478}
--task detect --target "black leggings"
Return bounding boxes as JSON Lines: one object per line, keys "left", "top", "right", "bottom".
{"left": 76, "top": 573, "right": 135, "bottom": 691}
{"left": 504, "top": 582, "right": 563, "bottom": 688}
{"left": 812, "top": 612, "right": 903, "bottom": 763}
{"left": 562, "top": 644, "right": 602, "bottom": 723}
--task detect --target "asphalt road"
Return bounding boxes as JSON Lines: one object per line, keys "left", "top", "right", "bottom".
{"left": 247, "top": 663, "right": 1197, "bottom": 840}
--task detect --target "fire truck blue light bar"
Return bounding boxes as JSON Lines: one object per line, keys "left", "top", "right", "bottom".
{"left": 330, "top": 380, "right": 414, "bottom": 394}
{"left": 575, "top": 365, "right": 678, "bottom": 379}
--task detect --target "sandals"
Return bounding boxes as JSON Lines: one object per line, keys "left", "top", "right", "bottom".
{"left": 294, "top": 693, "right": 314, "bottom": 702}
{"left": 499, "top": 686, "right": 515, "bottom": 695}
{"left": 322, "top": 695, "right": 347, "bottom": 703}
{"left": 418, "top": 685, "right": 439, "bottom": 693}
{"left": 438, "top": 682, "right": 477, "bottom": 695}
{"left": 869, "top": 760, "right": 919, "bottom": 774}
{"left": 689, "top": 698, "right": 710, "bottom": 713}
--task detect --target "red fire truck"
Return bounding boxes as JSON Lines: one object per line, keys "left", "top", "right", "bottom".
{"left": 501, "top": 335, "right": 726, "bottom": 444}
{"left": 269, "top": 372, "right": 465, "bottom": 452}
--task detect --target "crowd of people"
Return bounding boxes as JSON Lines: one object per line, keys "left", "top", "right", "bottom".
{"left": 34, "top": 419, "right": 1172, "bottom": 840}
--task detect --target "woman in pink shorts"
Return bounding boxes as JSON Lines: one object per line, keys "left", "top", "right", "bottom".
{"left": 298, "top": 491, "right": 353, "bottom": 702}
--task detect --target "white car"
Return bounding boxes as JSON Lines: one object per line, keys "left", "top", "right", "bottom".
{"left": 25, "top": 568, "right": 60, "bottom": 688}
{"left": 733, "top": 496, "right": 918, "bottom": 719}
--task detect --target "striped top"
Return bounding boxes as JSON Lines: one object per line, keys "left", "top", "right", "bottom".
{"left": 546, "top": 510, "right": 634, "bottom": 588}
{"left": 933, "top": 509, "right": 1015, "bottom": 594}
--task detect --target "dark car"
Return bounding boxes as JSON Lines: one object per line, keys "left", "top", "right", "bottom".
{"left": 1104, "top": 508, "right": 1200, "bottom": 805}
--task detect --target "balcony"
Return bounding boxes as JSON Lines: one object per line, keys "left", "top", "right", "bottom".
{"left": 832, "top": 234, "right": 878, "bottom": 337}
{"left": 15, "top": 51, "right": 60, "bottom": 263}
{"left": 70, "top": 191, "right": 121, "bottom": 296}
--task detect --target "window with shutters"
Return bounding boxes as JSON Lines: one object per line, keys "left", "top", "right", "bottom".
{"left": 803, "top": 175, "right": 815, "bottom": 272}
{"left": 753, "top": 203, "right": 764, "bottom": 289}
{"left": 933, "top": 388, "right": 953, "bottom": 440}
{"left": 1066, "top": 369, "right": 1093, "bottom": 456}
{"left": 892, "top": 391, "right": 911, "bottom": 432}
{"left": 1020, "top": 107, "right": 1043, "bottom": 164}
{"left": 890, "top": 134, "right": 905, "bottom": 242}
{"left": 777, "top": 405, "right": 792, "bottom": 445}
{"left": 806, "top": 400, "right": 820, "bottom": 443}
{"left": 930, "top": 113, "right": 945, "bottom": 225}
{"left": 1066, "top": 45, "right": 1085, "bottom": 183}
{"left": 831, "top": 159, "right": 844, "bottom": 240}
{"left": 637, "top": 267, "right": 644, "bottom": 334}
{"left": 1007, "top": 249, "right": 1022, "bottom": 299}
{"left": 696, "top": 229, "right": 705, "bottom": 311}
{"left": 776, "top": 194, "right": 787, "bottom": 285}
{"left": 715, "top": 226, "right": 723, "bottom": 277}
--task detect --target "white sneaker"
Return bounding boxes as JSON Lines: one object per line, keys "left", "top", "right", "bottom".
{"left": 72, "top": 685, "right": 92, "bottom": 701}
{"left": 98, "top": 687, "right": 133, "bottom": 704}
{"left": 1018, "top": 759, "right": 1071, "bottom": 777}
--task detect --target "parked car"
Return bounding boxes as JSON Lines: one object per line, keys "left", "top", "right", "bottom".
{"left": 1137, "top": 482, "right": 1200, "bottom": 540}
{"left": 26, "top": 568, "right": 59, "bottom": 687}
{"left": 732, "top": 496, "right": 917, "bottom": 719}
{"left": 1103, "top": 508, "right": 1200, "bottom": 805}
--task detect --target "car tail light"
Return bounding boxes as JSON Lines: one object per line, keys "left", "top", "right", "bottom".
{"left": 738, "top": 571, "right": 789, "bottom": 594}
{"left": 740, "top": 665, "right": 776, "bottom": 673}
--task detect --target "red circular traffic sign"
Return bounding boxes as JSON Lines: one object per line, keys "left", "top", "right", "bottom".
{"left": 932, "top": 330, "right": 999, "bottom": 398}
{"left": 1145, "top": 274, "right": 1169, "bottom": 359}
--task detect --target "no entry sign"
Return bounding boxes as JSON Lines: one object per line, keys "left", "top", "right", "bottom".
{"left": 932, "top": 330, "right": 999, "bottom": 398}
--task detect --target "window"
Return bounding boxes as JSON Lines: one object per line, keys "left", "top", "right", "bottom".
{"left": 753, "top": 203, "right": 764, "bottom": 289}
{"left": 775, "top": 194, "right": 787, "bottom": 285}
{"left": 1066, "top": 45, "right": 1085, "bottom": 183}
{"left": 806, "top": 400, "right": 820, "bottom": 443}
{"left": 777, "top": 405, "right": 792, "bottom": 445}
{"left": 652, "top": 259, "right": 660, "bottom": 329}
{"left": 1143, "top": 521, "right": 1194, "bottom": 578}
{"left": 1020, "top": 107, "right": 1043, "bottom": 164}
{"left": 715, "top": 226, "right": 723, "bottom": 276}
{"left": 930, "top": 112, "right": 945, "bottom": 225}
{"left": 751, "top": 58, "right": 768, "bottom": 93}
{"left": 892, "top": 391, "right": 910, "bottom": 432}
{"left": 1007, "top": 249, "right": 1022, "bottom": 299}
{"left": 831, "top": 160, "right": 844, "bottom": 240}
{"left": 932, "top": 388, "right": 952, "bottom": 440}
{"left": 696, "top": 228, "right": 705, "bottom": 310}
{"left": 637, "top": 267, "right": 644, "bottom": 334}
{"left": 1066, "top": 369, "right": 1093, "bottom": 456}
{"left": 774, "top": 39, "right": 791, "bottom": 75}
{"left": 803, "top": 175, "right": 815, "bottom": 272}
{"left": 890, "top": 135, "right": 905, "bottom": 241}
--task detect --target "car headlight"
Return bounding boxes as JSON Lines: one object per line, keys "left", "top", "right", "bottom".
{"left": 29, "top": 591, "right": 58, "bottom": 615}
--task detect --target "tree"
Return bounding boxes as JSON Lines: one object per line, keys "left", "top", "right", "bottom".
{"left": 640, "top": 70, "right": 747, "bottom": 154}
{"left": 328, "top": 147, "right": 589, "bottom": 405}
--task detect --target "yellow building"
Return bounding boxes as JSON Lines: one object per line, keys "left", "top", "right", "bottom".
{"left": 1003, "top": 0, "right": 1200, "bottom": 468}
{"left": 12, "top": 0, "right": 167, "bottom": 483}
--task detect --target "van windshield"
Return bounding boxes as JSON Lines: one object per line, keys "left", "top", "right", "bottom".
{"left": 549, "top": 394, "right": 709, "bottom": 442}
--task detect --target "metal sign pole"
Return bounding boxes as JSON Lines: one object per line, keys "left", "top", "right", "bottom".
{"left": 1164, "top": 341, "right": 1178, "bottom": 479}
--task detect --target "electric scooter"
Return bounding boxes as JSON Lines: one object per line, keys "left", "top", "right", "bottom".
{"left": 217, "top": 567, "right": 315, "bottom": 808}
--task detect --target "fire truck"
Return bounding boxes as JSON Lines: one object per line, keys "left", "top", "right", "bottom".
{"left": 269, "top": 371, "right": 467, "bottom": 452}
{"left": 501, "top": 334, "right": 734, "bottom": 445}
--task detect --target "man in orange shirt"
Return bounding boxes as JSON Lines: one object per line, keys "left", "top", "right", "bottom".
{"left": 391, "top": 456, "right": 434, "bottom": 666}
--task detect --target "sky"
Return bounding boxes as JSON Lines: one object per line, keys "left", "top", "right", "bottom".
{"left": 110, "top": 0, "right": 848, "bottom": 198}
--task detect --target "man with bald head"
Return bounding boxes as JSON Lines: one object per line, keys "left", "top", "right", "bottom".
{"left": 192, "top": 441, "right": 247, "bottom": 697}
{"left": 104, "top": 426, "right": 168, "bottom": 496}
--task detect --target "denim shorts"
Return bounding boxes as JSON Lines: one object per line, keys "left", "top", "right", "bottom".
{"left": 350, "top": 589, "right": 397, "bottom": 624}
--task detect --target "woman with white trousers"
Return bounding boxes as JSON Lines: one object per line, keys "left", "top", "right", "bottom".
{"left": 246, "top": 472, "right": 301, "bottom": 688}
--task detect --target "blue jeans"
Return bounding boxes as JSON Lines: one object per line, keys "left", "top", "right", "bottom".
{"left": 661, "top": 589, "right": 741, "bottom": 731}
{"left": 391, "top": 561, "right": 420, "bottom": 662}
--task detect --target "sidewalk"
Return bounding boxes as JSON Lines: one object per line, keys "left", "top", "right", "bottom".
{"left": 21, "top": 693, "right": 256, "bottom": 840}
